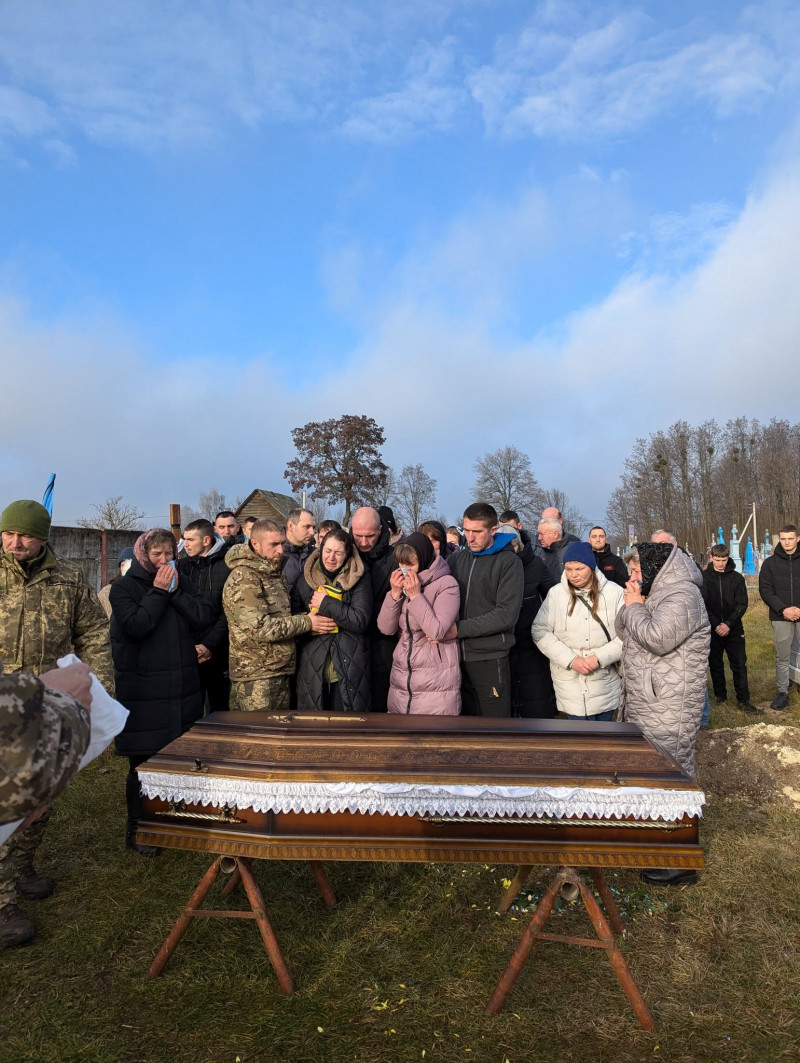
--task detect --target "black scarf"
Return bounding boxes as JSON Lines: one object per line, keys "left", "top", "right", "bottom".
{"left": 403, "top": 532, "right": 436, "bottom": 575}
{"left": 636, "top": 542, "right": 673, "bottom": 596}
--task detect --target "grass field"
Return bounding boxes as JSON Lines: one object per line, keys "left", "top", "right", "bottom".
{"left": 2, "top": 594, "right": 799, "bottom": 1063}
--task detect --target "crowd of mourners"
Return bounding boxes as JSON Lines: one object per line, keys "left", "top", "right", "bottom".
{"left": 2, "top": 494, "right": 800, "bottom": 945}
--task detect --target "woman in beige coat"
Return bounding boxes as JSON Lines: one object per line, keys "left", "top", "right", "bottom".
{"left": 532, "top": 542, "right": 624, "bottom": 720}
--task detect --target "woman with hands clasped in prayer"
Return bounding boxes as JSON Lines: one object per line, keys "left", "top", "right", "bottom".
{"left": 110, "top": 528, "right": 212, "bottom": 855}
{"left": 531, "top": 541, "right": 624, "bottom": 721}
{"left": 377, "top": 532, "right": 461, "bottom": 715}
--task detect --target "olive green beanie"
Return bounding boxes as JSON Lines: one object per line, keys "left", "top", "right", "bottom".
{"left": 0, "top": 500, "right": 52, "bottom": 540}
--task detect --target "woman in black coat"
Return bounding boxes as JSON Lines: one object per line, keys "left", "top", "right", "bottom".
{"left": 110, "top": 528, "right": 212, "bottom": 854}
{"left": 292, "top": 529, "right": 372, "bottom": 713}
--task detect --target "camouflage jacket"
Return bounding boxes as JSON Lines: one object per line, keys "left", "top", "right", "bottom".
{"left": 222, "top": 544, "right": 312, "bottom": 681}
{"left": 0, "top": 671, "right": 90, "bottom": 825}
{"left": 0, "top": 545, "right": 114, "bottom": 692}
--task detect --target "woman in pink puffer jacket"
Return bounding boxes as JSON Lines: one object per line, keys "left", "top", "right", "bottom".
{"left": 377, "top": 532, "right": 462, "bottom": 715}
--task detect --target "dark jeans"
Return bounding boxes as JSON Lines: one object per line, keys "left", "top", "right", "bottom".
{"left": 708, "top": 627, "right": 750, "bottom": 701}
{"left": 369, "top": 631, "right": 396, "bottom": 713}
{"left": 125, "top": 755, "right": 150, "bottom": 826}
{"left": 509, "top": 644, "right": 557, "bottom": 719}
{"left": 370, "top": 667, "right": 391, "bottom": 714}
{"left": 461, "top": 657, "right": 511, "bottom": 717}
{"left": 199, "top": 655, "right": 230, "bottom": 713}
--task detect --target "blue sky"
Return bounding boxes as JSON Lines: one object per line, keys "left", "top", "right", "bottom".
{"left": 2, "top": 0, "right": 799, "bottom": 529}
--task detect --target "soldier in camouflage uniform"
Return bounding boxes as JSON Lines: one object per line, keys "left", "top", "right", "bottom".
{"left": 0, "top": 668, "right": 91, "bottom": 946}
{"left": 0, "top": 669, "right": 91, "bottom": 826}
{"left": 0, "top": 499, "right": 111, "bottom": 947}
{"left": 223, "top": 519, "right": 335, "bottom": 712}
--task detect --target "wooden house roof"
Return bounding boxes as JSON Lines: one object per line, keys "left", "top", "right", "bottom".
{"left": 235, "top": 489, "right": 299, "bottom": 521}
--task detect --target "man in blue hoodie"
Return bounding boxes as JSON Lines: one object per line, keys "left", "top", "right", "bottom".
{"left": 448, "top": 503, "right": 524, "bottom": 717}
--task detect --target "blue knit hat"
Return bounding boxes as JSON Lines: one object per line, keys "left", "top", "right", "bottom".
{"left": 563, "top": 541, "right": 597, "bottom": 570}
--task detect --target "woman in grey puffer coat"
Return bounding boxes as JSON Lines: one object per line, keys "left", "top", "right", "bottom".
{"left": 615, "top": 543, "right": 710, "bottom": 778}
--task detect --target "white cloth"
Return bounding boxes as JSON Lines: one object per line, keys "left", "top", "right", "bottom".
{"left": 58, "top": 653, "right": 129, "bottom": 769}
{"left": 138, "top": 772, "right": 705, "bottom": 822}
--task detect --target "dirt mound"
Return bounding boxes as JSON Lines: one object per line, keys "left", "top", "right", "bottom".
{"left": 696, "top": 723, "right": 800, "bottom": 809}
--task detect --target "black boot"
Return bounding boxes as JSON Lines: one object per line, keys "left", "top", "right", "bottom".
{"left": 125, "top": 824, "right": 160, "bottom": 858}
{"left": 0, "top": 903, "right": 36, "bottom": 947}
{"left": 771, "top": 692, "right": 789, "bottom": 710}
{"left": 640, "top": 868, "right": 698, "bottom": 886}
{"left": 17, "top": 871, "right": 53, "bottom": 901}
{"left": 125, "top": 759, "right": 159, "bottom": 856}
{"left": 738, "top": 700, "right": 763, "bottom": 714}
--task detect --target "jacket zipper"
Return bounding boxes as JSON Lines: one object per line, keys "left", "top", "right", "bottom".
{"left": 461, "top": 555, "right": 476, "bottom": 661}
{"left": 791, "top": 553, "right": 795, "bottom": 608}
{"left": 404, "top": 608, "right": 413, "bottom": 713}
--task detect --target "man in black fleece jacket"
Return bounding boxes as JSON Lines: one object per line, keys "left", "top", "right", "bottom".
{"left": 351, "top": 506, "right": 398, "bottom": 713}
{"left": 448, "top": 503, "right": 523, "bottom": 717}
{"left": 701, "top": 544, "right": 759, "bottom": 713}
{"left": 177, "top": 519, "right": 230, "bottom": 712}
{"left": 588, "top": 527, "right": 629, "bottom": 588}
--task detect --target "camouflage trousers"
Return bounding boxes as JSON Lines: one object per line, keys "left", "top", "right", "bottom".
{"left": 0, "top": 809, "right": 50, "bottom": 911}
{"left": 233, "top": 676, "right": 291, "bottom": 713}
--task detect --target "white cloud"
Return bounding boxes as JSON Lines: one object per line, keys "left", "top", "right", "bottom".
{"left": 0, "top": 0, "right": 462, "bottom": 153}
{"left": 341, "top": 38, "right": 467, "bottom": 142}
{"left": 1, "top": 1, "right": 793, "bottom": 158}
{"left": 0, "top": 84, "right": 55, "bottom": 140}
{"left": 468, "top": 8, "right": 787, "bottom": 140}
{"left": 617, "top": 200, "right": 738, "bottom": 267}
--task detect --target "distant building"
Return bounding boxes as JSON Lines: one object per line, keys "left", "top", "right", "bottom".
{"left": 234, "top": 489, "right": 299, "bottom": 525}
{"left": 49, "top": 526, "right": 139, "bottom": 591}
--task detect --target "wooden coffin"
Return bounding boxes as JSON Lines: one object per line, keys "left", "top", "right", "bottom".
{"left": 136, "top": 712, "right": 705, "bottom": 870}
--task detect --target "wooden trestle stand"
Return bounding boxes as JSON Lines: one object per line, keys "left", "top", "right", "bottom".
{"left": 488, "top": 864, "right": 655, "bottom": 1030}
{"left": 148, "top": 856, "right": 336, "bottom": 992}
{"left": 137, "top": 712, "right": 704, "bottom": 1029}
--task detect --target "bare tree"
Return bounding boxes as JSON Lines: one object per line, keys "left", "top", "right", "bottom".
{"left": 471, "top": 445, "right": 546, "bottom": 525}
{"left": 392, "top": 464, "right": 437, "bottom": 532}
{"left": 197, "top": 487, "right": 230, "bottom": 519}
{"left": 605, "top": 416, "right": 800, "bottom": 557}
{"left": 77, "top": 496, "right": 146, "bottom": 531}
{"left": 360, "top": 467, "right": 397, "bottom": 511}
{"left": 543, "top": 488, "right": 587, "bottom": 537}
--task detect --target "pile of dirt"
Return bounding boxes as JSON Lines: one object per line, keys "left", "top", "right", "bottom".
{"left": 696, "top": 723, "right": 800, "bottom": 809}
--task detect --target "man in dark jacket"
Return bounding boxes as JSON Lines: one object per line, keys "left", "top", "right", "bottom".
{"left": 281, "top": 508, "right": 316, "bottom": 593}
{"left": 351, "top": 507, "right": 397, "bottom": 712}
{"left": 214, "top": 511, "right": 244, "bottom": 547}
{"left": 701, "top": 544, "right": 759, "bottom": 713}
{"left": 536, "top": 517, "right": 574, "bottom": 582}
{"left": 500, "top": 525, "right": 556, "bottom": 718}
{"left": 448, "top": 503, "right": 524, "bottom": 717}
{"left": 759, "top": 524, "right": 800, "bottom": 710}
{"left": 177, "top": 519, "right": 231, "bottom": 712}
{"left": 588, "top": 527, "right": 629, "bottom": 588}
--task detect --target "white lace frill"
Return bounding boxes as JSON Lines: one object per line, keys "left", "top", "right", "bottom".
{"left": 138, "top": 772, "right": 705, "bottom": 822}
